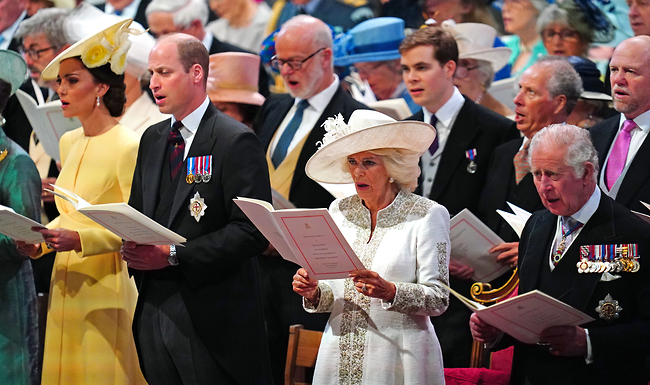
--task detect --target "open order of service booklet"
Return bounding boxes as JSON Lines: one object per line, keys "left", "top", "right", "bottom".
{"left": 0, "top": 205, "right": 46, "bottom": 243}
{"left": 15, "top": 89, "right": 81, "bottom": 161}
{"left": 446, "top": 284, "right": 594, "bottom": 344}
{"left": 47, "top": 185, "right": 185, "bottom": 245}
{"left": 234, "top": 197, "right": 365, "bottom": 279}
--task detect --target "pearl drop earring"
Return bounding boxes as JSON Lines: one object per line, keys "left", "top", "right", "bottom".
{"left": 96, "top": 96, "right": 100, "bottom": 106}
{"left": 389, "top": 177, "right": 394, "bottom": 183}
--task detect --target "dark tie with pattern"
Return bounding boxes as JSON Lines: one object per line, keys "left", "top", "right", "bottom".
{"left": 167, "top": 121, "right": 185, "bottom": 180}
{"left": 428, "top": 114, "right": 439, "bottom": 155}
{"left": 271, "top": 99, "right": 310, "bottom": 168}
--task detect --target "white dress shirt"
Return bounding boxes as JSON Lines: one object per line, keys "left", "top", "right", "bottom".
{"left": 104, "top": 0, "right": 142, "bottom": 19}
{"left": 171, "top": 96, "right": 210, "bottom": 159}
{"left": 420, "top": 87, "right": 464, "bottom": 196}
{"left": 269, "top": 75, "right": 340, "bottom": 157}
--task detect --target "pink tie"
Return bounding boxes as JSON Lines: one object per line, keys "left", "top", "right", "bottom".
{"left": 606, "top": 119, "right": 636, "bottom": 190}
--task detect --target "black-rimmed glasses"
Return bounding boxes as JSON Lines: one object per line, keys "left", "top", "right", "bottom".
{"left": 20, "top": 46, "right": 55, "bottom": 61}
{"left": 270, "top": 47, "right": 326, "bottom": 71}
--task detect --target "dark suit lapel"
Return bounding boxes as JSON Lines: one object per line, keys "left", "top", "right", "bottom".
{"left": 429, "top": 99, "right": 480, "bottom": 200}
{"left": 591, "top": 117, "right": 619, "bottom": 171}
{"left": 167, "top": 105, "right": 220, "bottom": 226}
{"left": 519, "top": 211, "right": 555, "bottom": 293}
{"left": 258, "top": 96, "right": 294, "bottom": 151}
{"left": 616, "top": 135, "right": 650, "bottom": 208}
{"left": 143, "top": 122, "right": 170, "bottom": 218}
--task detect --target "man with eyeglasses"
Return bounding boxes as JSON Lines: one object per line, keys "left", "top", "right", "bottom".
{"left": 145, "top": 0, "right": 269, "bottom": 97}
{"left": 252, "top": 15, "right": 368, "bottom": 385}
{"left": 399, "top": 24, "right": 518, "bottom": 368}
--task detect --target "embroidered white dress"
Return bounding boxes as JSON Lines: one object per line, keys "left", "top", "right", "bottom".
{"left": 305, "top": 191, "right": 450, "bottom": 385}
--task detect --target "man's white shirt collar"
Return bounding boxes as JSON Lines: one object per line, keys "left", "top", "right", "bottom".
{"left": 568, "top": 186, "right": 600, "bottom": 226}
{"left": 0, "top": 11, "right": 26, "bottom": 50}
{"left": 202, "top": 29, "right": 213, "bottom": 52}
{"left": 422, "top": 87, "right": 464, "bottom": 128}
{"left": 294, "top": 74, "right": 339, "bottom": 112}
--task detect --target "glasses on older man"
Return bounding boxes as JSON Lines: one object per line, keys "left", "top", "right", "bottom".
{"left": 270, "top": 47, "right": 326, "bottom": 71}
{"left": 454, "top": 64, "right": 479, "bottom": 79}
{"left": 19, "top": 46, "right": 55, "bottom": 61}
{"left": 541, "top": 29, "right": 581, "bottom": 42}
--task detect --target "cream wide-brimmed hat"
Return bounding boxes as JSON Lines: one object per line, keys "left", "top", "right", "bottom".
{"left": 450, "top": 22, "right": 511, "bottom": 73}
{"left": 207, "top": 53, "right": 265, "bottom": 106}
{"left": 41, "top": 19, "right": 136, "bottom": 80}
{"left": 0, "top": 50, "right": 28, "bottom": 95}
{"left": 305, "top": 110, "right": 436, "bottom": 184}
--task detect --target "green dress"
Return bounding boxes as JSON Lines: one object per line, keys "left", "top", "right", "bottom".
{"left": 0, "top": 127, "right": 41, "bottom": 385}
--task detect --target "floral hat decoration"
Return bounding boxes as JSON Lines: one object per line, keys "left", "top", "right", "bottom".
{"left": 41, "top": 19, "right": 140, "bottom": 80}
{"left": 305, "top": 110, "right": 436, "bottom": 184}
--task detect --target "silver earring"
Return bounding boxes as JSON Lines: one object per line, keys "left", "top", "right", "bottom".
{"left": 389, "top": 177, "right": 394, "bottom": 183}
{"left": 96, "top": 96, "right": 100, "bottom": 106}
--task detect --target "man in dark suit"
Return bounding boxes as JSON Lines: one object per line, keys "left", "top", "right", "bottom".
{"left": 399, "top": 24, "right": 519, "bottom": 368}
{"left": 478, "top": 56, "right": 582, "bottom": 257}
{"left": 590, "top": 36, "right": 650, "bottom": 214}
{"left": 252, "top": 15, "right": 368, "bottom": 385}
{"left": 145, "top": 0, "right": 269, "bottom": 97}
{"left": 121, "top": 33, "right": 272, "bottom": 385}
{"left": 95, "top": 0, "right": 151, "bottom": 29}
{"left": 0, "top": 0, "right": 27, "bottom": 52}
{"left": 471, "top": 123, "right": 650, "bottom": 385}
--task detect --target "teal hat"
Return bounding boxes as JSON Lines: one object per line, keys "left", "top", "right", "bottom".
{"left": 333, "top": 17, "right": 405, "bottom": 67}
{"left": 0, "top": 50, "right": 28, "bottom": 96}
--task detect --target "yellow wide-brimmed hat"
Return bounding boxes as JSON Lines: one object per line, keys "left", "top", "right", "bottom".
{"left": 305, "top": 110, "right": 436, "bottom": 184}
{"left": 42, "top": 19, "right": 134, "bottom": 80}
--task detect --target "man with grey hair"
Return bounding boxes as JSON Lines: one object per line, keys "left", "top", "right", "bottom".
{"left": 478, "top": 55, "right": 582, "bottom": 266}
{"left": 471, "top": 123, "right": 650, "bottom": 385}
{"left": 590, "top": 36, "right": 650, "bottom": 214}
{"left": 145, "top": 0, "right": 269, "bottom": 96}
{"left": 252, "top": 14, "right": 368, "bottom": 385}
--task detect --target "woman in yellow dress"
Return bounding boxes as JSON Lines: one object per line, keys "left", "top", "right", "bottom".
{"left": 16, "top": 20, "right": 146, "bottom": 384}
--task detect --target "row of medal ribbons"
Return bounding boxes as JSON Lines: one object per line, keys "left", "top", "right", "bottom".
{"left": 577, "top": 244, "right": 640, "bottom": 274}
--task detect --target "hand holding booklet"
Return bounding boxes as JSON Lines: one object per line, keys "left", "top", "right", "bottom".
{"left": 234, "top": 197, "right": 364, "bottom": 279}
{"left": 47, "top": 185, "right": 185, "bottom": 245}
{"left": 445, "top": 284, "right": 594, "bottom": 344}
{"left": 0, "top": 205, "right": 46, "bottom": 243}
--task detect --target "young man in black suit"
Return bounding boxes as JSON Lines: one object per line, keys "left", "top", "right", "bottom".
{"left": 121, "top": 33, "right": 272, "bottom": 385}
{"left": 590, "top": 36, "right": 650, "bottom": 214}
{"left": 252, "top": 15, "right": 368, "bottom": 385}
{"left": 399, "top": 24, "right": 519, "bottom": 368}
{"left": 471, "top": 123, "right": 650, "bottom": 385}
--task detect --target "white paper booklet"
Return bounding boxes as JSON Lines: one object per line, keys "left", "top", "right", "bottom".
{"left": 47, "top": 185, "right": 186, "bottom": 245}
{"left": 642, "top": 201, "right": 650, "bottom": 212}
{"left": 496, "top": 202, "right": 532, "bottom": 238}
{"left": 317, "top": 182, "right": 357, "bottom": 200}
{"left": 15, "top": 90, "right": 81, "bottom": 161}
{"left": 450, "top": 209, "right": 511, "bottom": 282}
{"left": 0, "top": 205, "right": 46, "bottom": 243}
{"left": 368, "top": 98, "right": 413, "bottom": 120}
{"left": 446, "top": 284, "right": 594, "bottom": 344}
{"left": 234, "top": 197, "right": 365, "bottom": 279}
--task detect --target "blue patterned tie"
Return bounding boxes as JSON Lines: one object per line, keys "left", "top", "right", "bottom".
{"left": 271, "top": 99, "right": 310, "bottom": 168}
{"left": 428, "top": 114, "right": 439, "bottom": 155}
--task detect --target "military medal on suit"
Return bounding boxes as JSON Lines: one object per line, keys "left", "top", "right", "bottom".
{"left": 186, "top": 155, "right": 213, "bottom": 184}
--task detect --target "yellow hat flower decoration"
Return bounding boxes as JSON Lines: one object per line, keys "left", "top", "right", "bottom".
{"left": 42, "top": 19, "right": 142, "bottom": 80}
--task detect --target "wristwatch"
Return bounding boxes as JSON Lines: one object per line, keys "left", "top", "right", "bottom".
{"left": 167, "top": 244, "right": 179, "bottom": 266}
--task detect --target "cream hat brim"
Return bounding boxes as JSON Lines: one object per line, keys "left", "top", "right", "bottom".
{"left": 305, "top": 110, "right": 436, "bottom": 184}
{"left": 41, "top": 19, "right": 133, "bottom": 80}
{"left": 459, "top": 47, "right": 512, "bottom": 73}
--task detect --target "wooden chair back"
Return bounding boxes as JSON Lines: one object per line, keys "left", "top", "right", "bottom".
{"left": 284, "top": 324, "right": 323, "bottom": 385}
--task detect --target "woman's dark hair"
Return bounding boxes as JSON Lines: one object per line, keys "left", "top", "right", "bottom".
{"left": 0, "top": 79, "right": 11, "bottom": 113}
{"left": 85, "top": 60, "right": 127, "bottom": 117}
{"left": 239, "top": 103, "right": 261, "bottom": 127}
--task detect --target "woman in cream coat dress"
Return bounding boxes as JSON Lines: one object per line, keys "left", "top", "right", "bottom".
{"left": 17, "top": 20, "right": 145, "bottom": 384}
{"left": 293, "top": 110, "right": 450, "bottom": 384}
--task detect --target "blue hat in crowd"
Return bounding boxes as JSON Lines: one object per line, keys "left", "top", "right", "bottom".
{"left": 566, "top": 56, "right": 611, "bottom": 101}
{"left": 333, "top": 17, "right": 405, "bottom": 67}
{"left": 0, "top": 50, "right": 28, "bottom": 96}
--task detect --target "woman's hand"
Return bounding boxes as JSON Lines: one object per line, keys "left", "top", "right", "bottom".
{"left": 293, "top": 268, "right": 319, "bottom": 303}
{"left": 35, "top": 227, "right": 81, "bottom": 253}
{"left": 15, "top": 240, "right": 42, "bottom": 257}
{"left": 469, "top": 313, "right": 501, "bottom": 344}
{"left": 350, "top": 269, "right": 396, "bottom": 301}
{"left": 449, "top": 259, "right": 475, "bottom": 281}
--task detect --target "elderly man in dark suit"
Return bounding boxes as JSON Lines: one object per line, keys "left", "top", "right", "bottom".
{"left": 121, "top": 33, "right": 272, "bottom": 385}
{"left": 471, "top": 123, "right": 650, "bottom": 385}
{"left": 144, "top": 0, "right": 270, "bottom": 97}
{"left": 478, "top": 56, "right": 583, "bottom": 260}
{"left": 399, "top": 24, "right": 519, "bottom": 368}
{"left": 590, "top": 36, "right": 650, "bottom": 214}
{"left": 252, "top": 14, "right": 368, "bottom": 385}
